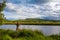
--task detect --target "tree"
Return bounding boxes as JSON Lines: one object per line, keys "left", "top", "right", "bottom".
{"left": 0, "top": 0, "right": 6, "bottom": 25}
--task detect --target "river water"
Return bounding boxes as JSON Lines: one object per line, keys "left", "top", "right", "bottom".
{"left": 0, "top": 25, "right": 60, "bottom": 35}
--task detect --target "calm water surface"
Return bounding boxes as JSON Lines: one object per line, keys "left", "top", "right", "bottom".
{"left": 0, "top": 25, "right": 60, "bottom": 35}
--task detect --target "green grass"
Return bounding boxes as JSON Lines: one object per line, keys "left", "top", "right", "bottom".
{"left": 2, "top": 19, "right": 60, "bottom": 25}
{"left": 0, "top": 29, "right": 59, "bottom": 40}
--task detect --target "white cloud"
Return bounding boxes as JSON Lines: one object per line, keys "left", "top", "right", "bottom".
{"left": 5, "top": 3, "right": 41, "bottom": 19}
{"left": 6, "top": 3, "right": 16, "bottom": 10}
{"left": 4, "top": 0, "right": 60, "bottom": 20}
{"left": 51, "top": 0, "right": 60, "bottom": 2}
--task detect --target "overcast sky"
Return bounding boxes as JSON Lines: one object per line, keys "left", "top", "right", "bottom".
{"left": 1, "top": 0, "right": 60, "bottom": 20}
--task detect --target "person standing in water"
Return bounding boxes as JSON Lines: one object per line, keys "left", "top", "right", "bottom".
{"left": 16, "top": 21, "right": 20, "bottom": 31}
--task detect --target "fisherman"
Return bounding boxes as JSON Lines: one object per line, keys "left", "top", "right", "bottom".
{"left": 16, "top": 21, "right": 20, "bottom": 31}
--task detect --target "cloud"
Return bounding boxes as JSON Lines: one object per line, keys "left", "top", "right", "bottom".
{"left": 0, "top": 0, "right": 4, "bottom": 3}
{"left": 5, "top": 2, "right": 41, "bottom": 19}
{"left": 27, "top": 0, "right": 50, "bottom": 4}
{"left": 51, "top": 0, "right": 60, "bottom": 2}
{"left": 39, "top": 2, "right": 60, "bottom": 20}
{"left": 7, "top": 0, "right": 50, "bottom": 4}
{"left": 6, "top": 3, "right": 16, "bottom": 10}
{"left": 3, "top": 0, "right": 60, "bottom": 20}
{"left": 6, "top": 0, "right": 21, "bottom": 4}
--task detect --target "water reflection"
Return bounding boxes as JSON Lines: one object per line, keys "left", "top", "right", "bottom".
{"left": 0, "top": 25, "right": 60, "bottom": 35}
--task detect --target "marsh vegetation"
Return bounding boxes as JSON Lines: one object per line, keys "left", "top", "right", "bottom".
{"left": 0, "top": 29, "right": 60, "bottom": 40}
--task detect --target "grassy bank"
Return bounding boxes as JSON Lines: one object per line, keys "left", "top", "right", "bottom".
{"left": 2, "top": 19, "right": 60, "bottom": 25}
{"left": 0, "top": 29, "right": 60, "bottom": 40}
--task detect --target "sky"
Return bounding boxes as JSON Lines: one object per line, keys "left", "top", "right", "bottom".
{"left": 1, "top": 0, "right": 60, "bottom": 20}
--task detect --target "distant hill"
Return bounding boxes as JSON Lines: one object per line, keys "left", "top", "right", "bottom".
{"left": 25, "top": 18, "right": 60, "bottom": 21}
{"left": 26, "top": 18, "right": 41, "bottom": 20}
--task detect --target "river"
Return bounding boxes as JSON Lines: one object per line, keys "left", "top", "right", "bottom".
{"left": 0, "top": 25, "right": 60, "bottom": 35}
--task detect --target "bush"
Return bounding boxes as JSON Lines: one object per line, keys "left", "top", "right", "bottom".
{"left": 0, "top": 34, "right": 12, "bottom": 40}
{"left": 0, "top": 29, "right": 57, "bottom": 40}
